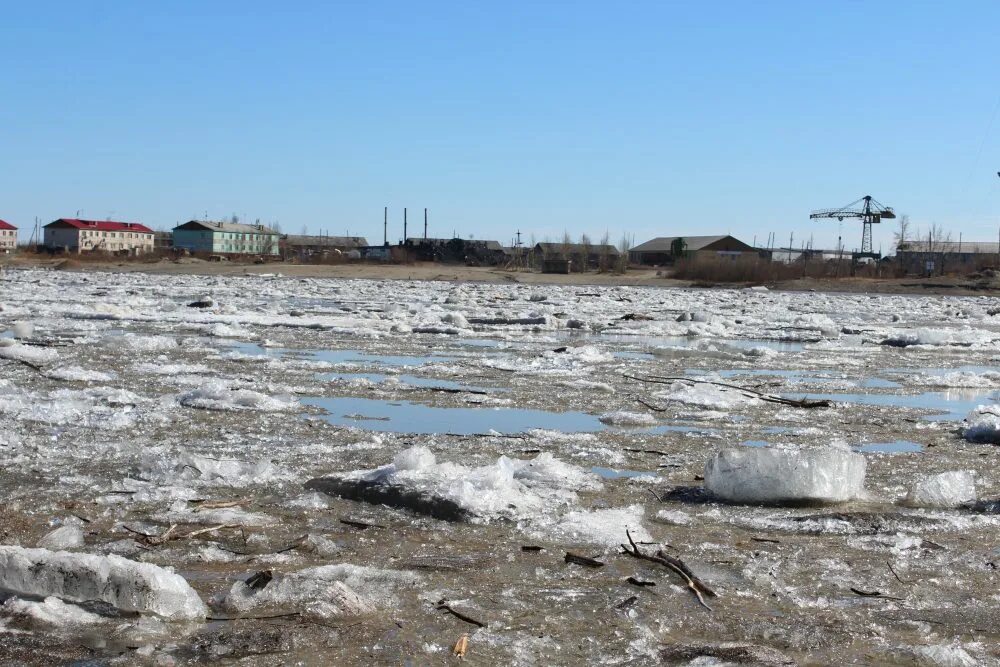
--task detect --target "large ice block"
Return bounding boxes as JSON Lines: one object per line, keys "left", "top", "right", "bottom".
{"left": 0, "top": 547, "right": 206, "bottom": 621}
{"left": 704, "top": 447, "right": 866, "bottom": 505}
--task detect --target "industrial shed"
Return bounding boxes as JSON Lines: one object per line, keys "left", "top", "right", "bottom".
{"left": 629, "top": 235, "right": 755, "bottom": 265}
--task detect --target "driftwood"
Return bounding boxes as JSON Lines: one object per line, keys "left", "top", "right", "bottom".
{"left": 624, "top": 374, "right": 832, "bottom": 409}
{"left": 339, "top": 517, "right": 386, "bottom": 530}
{"left": 850, "top": 587, "right": 904, "bottom": 601}
{"left": 615, "top": 595, "right": 639, "bottom": 611}
{"left": 122, "top": 522, "right": 235, "bottom": 546}
{"left": 627, "top": 577, "right": 656, "bottom": 587}
{"left": 620, "top": 529, "right": 716, "bottom": 611}
{"left": 425, "top": 386, "right": 488, "bottom": 396}
{"left": 564, "top": 552, "right": 604, "bottom": 568}
{"left": 207, "top": 611, "right": 301, "bottom": 622}
{"left": 521, "top": 545, "right": 544, "bottom": 552}
{"left": 436, "top": 601, "right": 486, "bottom": 627}
{"left": 887, "top": 560, "right": 912, "bottom": 585}
{"left": 245, "top": 570, "right": 273, "bottom": 591}
{"left": 1, "top": 357, "right": 45, "bottom": 373}
{"left": 467, "top": 316, "right": 546, "bottom": 326}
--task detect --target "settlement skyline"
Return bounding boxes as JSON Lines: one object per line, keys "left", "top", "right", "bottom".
{"left": 2, "top": 3, "right": 999, "bottom": 251}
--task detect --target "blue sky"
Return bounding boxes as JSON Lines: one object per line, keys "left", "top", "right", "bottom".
{"left": 2, "top": 2, "right": 998, "bottom": 252}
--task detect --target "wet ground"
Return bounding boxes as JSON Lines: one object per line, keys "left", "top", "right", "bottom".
{"left": 1, "top": 268, "right": 1000, "bottom": 665}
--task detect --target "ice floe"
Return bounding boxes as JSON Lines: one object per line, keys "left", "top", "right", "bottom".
{"left": 0, "top": 547, "right": 206, "bottom": 621}
{"left": 704, "top": 446, "right": 866, "bottom": 504}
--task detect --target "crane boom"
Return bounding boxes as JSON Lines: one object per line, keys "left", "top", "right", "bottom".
{"left": 809, "top": 194, "right": 895, "bottom": 255}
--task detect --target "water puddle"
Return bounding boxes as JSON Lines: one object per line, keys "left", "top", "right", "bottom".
{"left": 856, "top": 441, "right": 924, "bottom": 454}
{"left": 226, "top": 342, "right": 456, "bottom": 367}
{"left": 591, "top": 466, "right": 656, "bottom": 479}
{"left": 646, "top": 424, "right": 714, "bottom": 435}
{"left": 788, "top": 389, "right": 999, "bottom": 421}
{"left": 302, "top": 396, "right": 606, "bottom": 434}
{"left": 740, "top": 440, "right": 770, "bottom": 448}
{"left": 614, "top": 351, "right": 656, "bottom": 361}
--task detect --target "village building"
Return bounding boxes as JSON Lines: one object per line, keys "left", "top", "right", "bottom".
{"left": 281, "top": 234, "right": 368, "bottom": 259}
{"left": 629, "top": 235, "right": 755, "bottom": 265}
{"left": 896, "top": 240, "right": 1000, "bottom": 275}
{"left": 0, "top": 220, "right": 17, "bottom": 254}
{"left": 43, "top": 219, "right": 154, "bottom": 254}
{"left": 532, "top": 242, "right": 620, "bottom": 270}
{"left": 406, "top": 237, "right": 505, "bottom": 264}
{"left": 172, "top": 220, "right": 280, "bottom": 256}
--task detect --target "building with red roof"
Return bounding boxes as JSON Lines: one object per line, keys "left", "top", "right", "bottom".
{"left": 0, "top": 220, "right": 16, "bottom": 254}
{"left": 43, "top": 218, "right": 155, "bottom": 255}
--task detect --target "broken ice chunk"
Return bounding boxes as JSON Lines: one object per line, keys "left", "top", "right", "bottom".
{"left": 213, "top": 563, "right": 418, "bottom": 618}
{"left": 962, "top": 407, "right": 1000, "bottom": 444}
{"left": 904, "top": 471, "right": 976, "bottom": 509}
{"left": 37, "top": 525, "right": 84, "bottom": 550}
{"left": 704, "top": 446, "right": 866, "bottom": 505}
{"left": 305, "top": 446, "right": 594, "bottom": 522}
{"left": 0, "top": 547, "right": 206, "bottom": 621}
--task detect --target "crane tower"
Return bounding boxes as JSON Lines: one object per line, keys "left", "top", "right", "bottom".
{"left": 810, "top": 195, "right": 895, "bottom": 256}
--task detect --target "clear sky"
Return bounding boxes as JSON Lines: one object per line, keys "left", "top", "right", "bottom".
{"left": 2, "top": 2, "right": 998, "bottom": 252}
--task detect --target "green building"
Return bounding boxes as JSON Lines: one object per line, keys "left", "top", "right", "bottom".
{"left": 172, "top": 220, "right": 280, "bottom": 256}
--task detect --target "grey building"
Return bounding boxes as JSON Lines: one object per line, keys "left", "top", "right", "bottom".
{"left": 629, "top": 235, "right": 755, "bottom": 265}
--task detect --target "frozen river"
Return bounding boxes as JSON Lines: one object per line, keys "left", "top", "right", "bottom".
{"left": 1, "top": 267, "right": 1000, "bottom": 664}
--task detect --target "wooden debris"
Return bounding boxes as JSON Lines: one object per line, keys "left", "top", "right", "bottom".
{"left": 620, "top": 529, "right": 716, "bottom": 611}
{"left": 189, "top": 499, "right": 247, "bottom": 511}
{"left": 121, "top": 522, "right": 235, "bottom": 546}
{"left": 564, "top": 552, "right": 604, "bottom": 568}
{"left": 425, "top": 386, "right": 488, "bottom": 396}
{"left": 850, "top": 587, "right": 904, "bottom": 601}
{"left": 467, "top": 316, "right": 546, "bottom": 326}
{"left": 615, "top": 595, "right": 639, "bottom": 611}
{"left": 245, "top": 570, "right": 273, "bottom": 591}
{"left": 624, "top": 447, "right": 671, "bottom": 456}
{"left": 750, "top": 537, "right": 780, "bottom": 544}
{"left": 887, "top": 560, "right": 912, "bottom": 585}
{"left": 520, "top": 545, "right": 544, "bottom": 552}
{"left": 625, "top": 374, "right": 833, "bottom": 409}
{"left": 453, "top": 633, "right": 469, "bottom": 659}
{"left": 339, "top": 518, "right": 386, "bottom": 530}
{"left": 627, "top": 577, "right": 656, "bottom": 587}
{"left": 436, "top": 601, "right": 486, "bottom": 628}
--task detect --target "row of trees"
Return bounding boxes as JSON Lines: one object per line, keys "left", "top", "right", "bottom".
{"left": 893, "top": 214, "right": 954, "bottom": 252}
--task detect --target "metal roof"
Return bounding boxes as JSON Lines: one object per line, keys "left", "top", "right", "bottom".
{"left": 0, "top": 220, "right": 16, "bottom": 230}
{"left": 46, "top": 218, "right": 153, "bottom": 233}
{"left": 899, "top": 241, "right": 1000, "bottom": 254}
{"left": 176, "top": 220, "right": 279, "bottom": 235}
{"left": 630, "top": 235, "right": 739, "bottom": 253}
{"left": 533, "top": 242, "right": 620, "bottom": 254}
{"left": 283, "top": 235, "right": 368, "bottom": 248}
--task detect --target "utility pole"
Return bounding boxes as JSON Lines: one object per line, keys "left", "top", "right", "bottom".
{"left": 383, "top": 207, "right": 388, "bottom": 246}
{"left": 403, "top": 208, "right": 407, "bottom": 245}
{"left": 424, "top": 208, "right": 428, "bottom": 240}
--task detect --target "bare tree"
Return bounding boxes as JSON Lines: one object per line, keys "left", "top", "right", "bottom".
{"left": 616, "top": 233, "right": 632, "bottom": 274}
{"left": 598, "top": 231, "right": 611, "bottom": 273}
{"left": 926, "top": 223, "right": 952, "bottom": 253}
{"left": 577, "top": 233, "right": 592, "bottom": 273}
{"left": 893, "top": 214, "right": 910, "bottom": 249}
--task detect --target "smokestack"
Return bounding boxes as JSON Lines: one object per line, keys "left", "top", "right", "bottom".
{"left": 403, "top": 208, "right": 407, "bottom": 245}
{"left": 383, "top": 207, "right": 387, "bottom": 246}
{"left": 424, "top": 208, "right": 428, "bottom": 240}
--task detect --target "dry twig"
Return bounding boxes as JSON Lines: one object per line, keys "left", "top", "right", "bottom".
{"left": 620, "top": 529, "right": 716, "bottom": 611}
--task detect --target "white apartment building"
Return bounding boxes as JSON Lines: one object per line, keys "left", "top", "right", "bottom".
{"left": 43, "top": 218, "right": 155, "bottom": 254}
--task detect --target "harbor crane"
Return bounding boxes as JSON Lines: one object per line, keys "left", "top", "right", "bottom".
{"left": 810, "top": 195, "right": 895, "bottom": 256}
